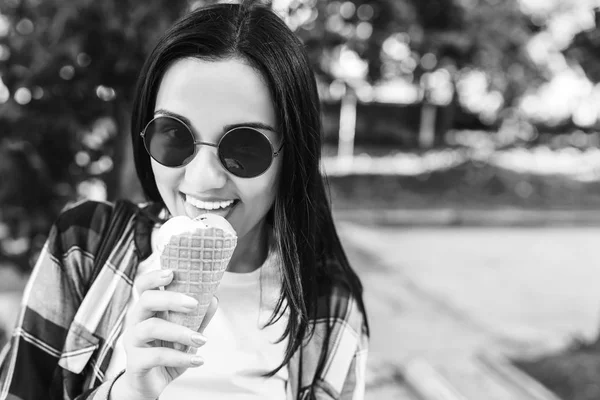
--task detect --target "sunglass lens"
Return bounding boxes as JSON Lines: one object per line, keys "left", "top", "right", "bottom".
{"left": 219, "top": 128, "right": 273, "bottom": 178}
{"left": 144, "top": 117, "right": 195, "bottom": 167}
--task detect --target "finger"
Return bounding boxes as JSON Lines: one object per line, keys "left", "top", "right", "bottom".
{"left": 131, "top": 318, "right": 208, "bottom": 348}
{"left": 198, "top": 296, "right": 218, "bottom": 334}
{"left": 130, "top": 347, "right": 204, "bottom": 371}
{"left": 130, "top": 290, "right": 198, "bottom": 325}
{"left": 134, "top": 268, "right": 174, "bottom": 293}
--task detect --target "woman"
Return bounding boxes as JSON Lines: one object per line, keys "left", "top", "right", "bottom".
{"left": 0, "top": 1, "right": 369, "bottom": 399}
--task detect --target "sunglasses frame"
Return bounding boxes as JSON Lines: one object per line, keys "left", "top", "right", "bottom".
{"left": 140, "top": 115, "right": 284, "bottom": 178}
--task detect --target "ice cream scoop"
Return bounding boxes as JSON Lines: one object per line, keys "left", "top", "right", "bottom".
{"left": 156, "top": 214, "right": 237, "bottom": 352}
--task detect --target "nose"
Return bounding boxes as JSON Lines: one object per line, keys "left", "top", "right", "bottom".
{"left": 184, "top": 145, "right": 227, "bottom": 190}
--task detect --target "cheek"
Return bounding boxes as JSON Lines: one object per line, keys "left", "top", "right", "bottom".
{"left": 241, "top": 180, "right": 277, "bottom": 205}
{"left": 239, "top": 167, "right": 280, "bottom": 206}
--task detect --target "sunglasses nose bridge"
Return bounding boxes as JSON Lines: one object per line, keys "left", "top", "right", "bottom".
{"left": 188, "top": 140, "right": 219, "bottom": 165}
{"left": 192, "top": 140, "right": 218, "bottom": 149}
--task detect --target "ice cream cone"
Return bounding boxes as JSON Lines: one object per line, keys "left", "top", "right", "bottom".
{"left": 156, "top": 214, "right": 237, "bottom": 352}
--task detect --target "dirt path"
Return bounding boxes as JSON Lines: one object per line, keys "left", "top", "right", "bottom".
{"left": 338, "top": 223, "right": 600, "bottom": 397}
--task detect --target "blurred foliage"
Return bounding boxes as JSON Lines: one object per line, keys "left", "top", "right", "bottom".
{"left": 0, "top": 0, "right": 196, "bottom": 271}
{"left": 328, "top": 157, "right": 600, "bottom": 212}
{"left": 0, "top": 0, "right": 191, "bottom": 193}
{"left": 288, "top": 0, "right": 543, "bottom": 108}
{"left": 564, "top": 8, "right": 600, "bottom": 84}
{"left": 0, "top": 0, "right": 592, "bottom": 273}
{"left": 0, "top": 141, "right": 57, "bottom": 271}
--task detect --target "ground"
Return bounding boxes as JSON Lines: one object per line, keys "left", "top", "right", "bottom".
{"left": 336, "top": 222, "right": 600, "bottom": 398}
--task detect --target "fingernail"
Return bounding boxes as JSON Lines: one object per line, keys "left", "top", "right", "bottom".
{"left": 162, "top": 270, "right": 173, "bottom": 278}
{"left": 191, "top": 333, "right": 207, "bottom": 346}
{"left": 182, "top": 296, "right": 198, "bottom": 308}
{"left": 190, "top": 355, "right": 204, "bottom": 366}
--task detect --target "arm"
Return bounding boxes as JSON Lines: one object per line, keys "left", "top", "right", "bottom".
{"left": 339, "top": 326, "right": 369, "bottom": 400}
{"left": 0, "top": 224, "right": 81, "bottom": 400}
{"left": 300, "top": 289, "right": 369, "bottom": 400}
{"left": 0, "top": 201, "right": 112, "bottom": 400}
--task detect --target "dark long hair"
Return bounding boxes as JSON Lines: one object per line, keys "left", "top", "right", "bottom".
{"left": 131, "top": 0, "right": 368, "bottom": 379}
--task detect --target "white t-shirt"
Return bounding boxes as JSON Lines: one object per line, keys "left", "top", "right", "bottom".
{"left": 105, "top": 235, "right": 289, "bottom": 399}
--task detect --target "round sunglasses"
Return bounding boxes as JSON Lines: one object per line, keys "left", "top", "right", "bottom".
{"left": 140, "top": 115, "right": 283, "bottom": 178}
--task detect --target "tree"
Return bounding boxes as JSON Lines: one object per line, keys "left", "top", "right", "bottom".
{"left": 563, "top": 8, "right": 600, "bottom": 84}
{"left": 0, "top": 0, "right": 192, "bottom": 271}
{"left": 286, "top": 0, "right": 544, "bottom": 146}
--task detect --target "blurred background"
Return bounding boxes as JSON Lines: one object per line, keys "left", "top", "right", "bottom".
{"left": 1, "top": 0, "right": 600, "bottom": 399}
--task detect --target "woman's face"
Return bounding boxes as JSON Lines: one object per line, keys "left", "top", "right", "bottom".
{"left": 151, "top": 57, "right": 282, "bottom": 242}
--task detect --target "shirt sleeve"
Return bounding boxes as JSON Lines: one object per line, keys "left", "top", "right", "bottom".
{"left": 339, "top": 325, "right": 369, "bottom": 400}
{"left": 0, "top": 224, "right": 76, "bottom": 399}
{"left": 74, "top": 370, "right": 125, "bottom": 400}
{"left": 302, "top": 288, "right": 369, "bottom": 400}
{"left": 0, "top": 201, "right": 109, "bottom": 400}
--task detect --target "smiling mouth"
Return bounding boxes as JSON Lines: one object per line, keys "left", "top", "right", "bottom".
{"left": 183, "top": 194, "right": 239, "bottom": 214}
{"left": 186, "top": 196, "right": 235, "bottom": 210}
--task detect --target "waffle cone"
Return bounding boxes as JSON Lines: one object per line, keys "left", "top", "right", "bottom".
{"left": 158, "top": 216, "right": 237, "bottom": 352}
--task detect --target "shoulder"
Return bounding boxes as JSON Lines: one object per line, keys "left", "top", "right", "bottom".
{"left": 52, "top": 199, "right": 162, "bottom": 256}
{"left": 43, "top": 200, "right": 117, "bottom": 259}
{"left": 313, "top": 255, "right": 368, "bottom": 335}
{"left": 55, "top": 200, "right": 115, "bottom": 233}
{"left": 55, "top": 199, "right": 158, "bottom": 232}
{"left": 299, "top": 279, "right": 368, "bottom": 395}
{"left": 315, "top": 281, "right": 367, "bottom": 336}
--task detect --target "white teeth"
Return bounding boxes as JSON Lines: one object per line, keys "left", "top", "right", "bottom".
{"left": 186, "top": 196, "right": 235, "bottom": 210}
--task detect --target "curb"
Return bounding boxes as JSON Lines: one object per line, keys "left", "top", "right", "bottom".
{"left": 403, "top": 359, "right": 468, "bottom": 400}
{"left": 333, "top": 208, "right": 600, "bottom": 227}
{"left": 402, "top": 355, "right": 562, "bottom": 400}
{"left": 477, "top": 352, "right": 562, "bottom": 400}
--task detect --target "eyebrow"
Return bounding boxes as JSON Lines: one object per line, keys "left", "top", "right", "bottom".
{"left": 154, "top": 109, "right": 278, "bottom": 134}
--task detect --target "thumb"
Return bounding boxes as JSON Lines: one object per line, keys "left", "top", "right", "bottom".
{"left": 198, "top": 296, "right": 218, "bottom": 334}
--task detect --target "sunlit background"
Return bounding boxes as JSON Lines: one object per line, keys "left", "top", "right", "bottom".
{"left": 2, "top": 0, "right": 600, "bottom": 399}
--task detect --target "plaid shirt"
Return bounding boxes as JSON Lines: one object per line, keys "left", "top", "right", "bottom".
{"left": 0, "top": 200, "right": 368, "bottom": 400}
